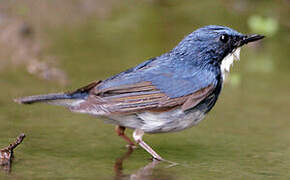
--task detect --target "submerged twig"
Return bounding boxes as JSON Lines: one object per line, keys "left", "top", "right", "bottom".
{"left": 0, "top": 133, "right": 26, "bottom": 173}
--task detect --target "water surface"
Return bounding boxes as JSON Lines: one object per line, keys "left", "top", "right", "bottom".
{"left": 0, "top": 0, "right": 289, "bottom": 179}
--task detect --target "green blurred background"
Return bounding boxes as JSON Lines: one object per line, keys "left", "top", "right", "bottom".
{"left": 0, "top": 0, "right": 289, "bottom": 179}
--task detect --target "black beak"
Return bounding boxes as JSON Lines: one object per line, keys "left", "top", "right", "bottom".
{"left": 239, "top": 34, "right": 265, "bottom": 46}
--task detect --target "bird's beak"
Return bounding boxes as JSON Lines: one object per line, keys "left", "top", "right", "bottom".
{"left": 239, "top": 34, "right": 265, "bottom": 46}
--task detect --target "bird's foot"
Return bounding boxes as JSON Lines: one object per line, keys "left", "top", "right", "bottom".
{"left": 150, "top": 157, "right": 179, "bottom": 167}
{"left": 165, "top": 161, "right": 179, "bottom": 168}
{"left": 150, "top": 156, "right": 164, "bottom": 161}
{"left": 125, "top": 144, "right": 137, "bottom": 149}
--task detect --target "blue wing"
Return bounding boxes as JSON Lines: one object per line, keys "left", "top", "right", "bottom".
{"left": 98, "top": 57, "right": 219, "bottom": 98}
{"left": 69, "top": 57, "right": 220, "bottom": 115}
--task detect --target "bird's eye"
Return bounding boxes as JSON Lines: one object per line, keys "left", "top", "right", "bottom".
{"left": 220, "top": 34, "right": 229, "bottom": 43}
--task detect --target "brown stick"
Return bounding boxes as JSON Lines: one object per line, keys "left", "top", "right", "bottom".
{"left": 0, "top": 133, "right": 26, "bottom": 173}
{"left": 6, "top": 133, "right": 26, "bottom": 151}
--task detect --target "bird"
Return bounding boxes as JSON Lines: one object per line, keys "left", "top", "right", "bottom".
{"left": 15, "top": 25, "right": 264, "bottom": 161}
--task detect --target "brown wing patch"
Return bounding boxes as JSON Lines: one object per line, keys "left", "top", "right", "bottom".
{"left": 94, "top": 81, "right": 155, "bottom": 95}
{"left": 181, "top": 84, "right": 214, "bottom": 111}
{"left": 70, "top": 81, "right": 214, "bottom": 115}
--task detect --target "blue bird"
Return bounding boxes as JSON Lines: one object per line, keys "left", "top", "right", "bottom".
{"left": 15, "top": 25, "right": 264, "bottom": 161}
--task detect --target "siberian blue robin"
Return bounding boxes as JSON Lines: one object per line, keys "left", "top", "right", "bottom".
{"left": 16, "top": 25, "right": 264, "bottom": 161}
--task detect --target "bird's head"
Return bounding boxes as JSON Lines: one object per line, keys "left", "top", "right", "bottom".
{"left": 173, "top": 25, "right": 264, "bottom": 78}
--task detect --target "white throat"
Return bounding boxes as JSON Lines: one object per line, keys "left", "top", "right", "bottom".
{"left": 220, "top": 48, "right": 241, "bottom": 80}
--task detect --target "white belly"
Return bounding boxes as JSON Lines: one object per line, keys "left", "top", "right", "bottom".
{"left": 107, "top": 107, "right": 206, "bottom": 133}
{"left": 138, "top": 109, "right": 205, "bottom": 133}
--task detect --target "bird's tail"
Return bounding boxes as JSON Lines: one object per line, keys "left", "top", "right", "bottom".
{"left": 14, "top": 81, "right": 100, "bottom": 107}
{"left": 14, "top": 92, "right": 87, "bottom": 107}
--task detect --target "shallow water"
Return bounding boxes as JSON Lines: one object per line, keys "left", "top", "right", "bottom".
{"left": 1, "top": 0, "right": 290, "bottom": 179}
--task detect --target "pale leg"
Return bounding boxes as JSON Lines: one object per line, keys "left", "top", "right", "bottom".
{"left": 115, "top": 125, "right": 136, "bottom": 148}
{"left": 133, "top": 129, "right": 163, "bottom": 161}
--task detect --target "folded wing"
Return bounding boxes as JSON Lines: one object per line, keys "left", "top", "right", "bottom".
{"left": 69, "top": 58, "right": 219, "bottom": 115}
{"left": 69, "top": 81, "right": 215, "bottom": 115}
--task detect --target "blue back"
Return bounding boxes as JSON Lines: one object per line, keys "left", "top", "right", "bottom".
{"left": 98, "top": 25, "right": 243, "bottom": 98}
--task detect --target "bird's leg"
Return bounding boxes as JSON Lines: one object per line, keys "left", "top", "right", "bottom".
{"left": 115, "top": 125, "right": 136, "bottom": 148}
{"left": 133, "top": 129, "right": 163, "bottom": 161}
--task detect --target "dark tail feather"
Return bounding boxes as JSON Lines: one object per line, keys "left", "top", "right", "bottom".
{"left": 14, "top": 91, "right": 89, "bottom": 107}
{"left": 15, "top": 93, "right": 72, "bottom": 104}
{"left": 15, "top": 80, "right": 100, "bottom": 106}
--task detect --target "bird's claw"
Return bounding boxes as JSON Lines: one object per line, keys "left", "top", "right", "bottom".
{"left": 125, "top": 144, "right": 137, "bottom": 149}
{"left": 150, "top": 157, "right": 179, "bottom": 167}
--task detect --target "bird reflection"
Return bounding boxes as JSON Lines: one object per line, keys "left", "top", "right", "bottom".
{"left": 114, "top": 147, "right": 174, "bottom": 180}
